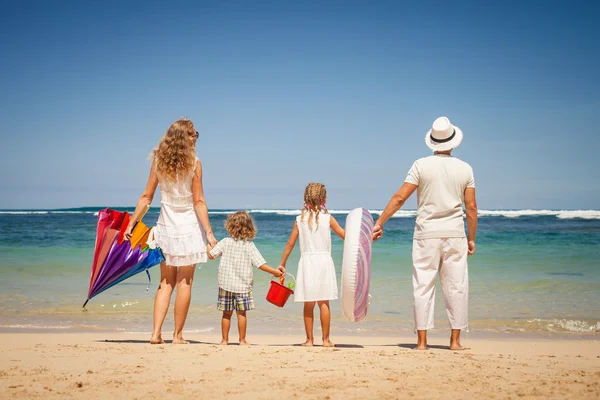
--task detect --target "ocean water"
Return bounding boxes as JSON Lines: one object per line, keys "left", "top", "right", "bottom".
{"left": 0, "top": 208, "right": 599, "bottom": 338}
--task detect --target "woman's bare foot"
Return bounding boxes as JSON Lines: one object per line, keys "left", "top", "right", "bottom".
{"left": 322, "top": 339, "right": 335, "bottom": 348}
{"left": 301, "top": 339, "right": 313, "bottom": 347}
{"left": 219, "top": 340, "right": 229, "bottom": 346}
{"left": 239, "top": 340, "right": 251, "bottom": 347}
{"left": 172, "top": 338, "right": 189, "bottom": 344}
{"left": 150, "top": 335, "right": 165, "bottom": 345}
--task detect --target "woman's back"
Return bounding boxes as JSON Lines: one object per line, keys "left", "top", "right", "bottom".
{"left": 158, "top": 166, "right": 194, "bottom": 210}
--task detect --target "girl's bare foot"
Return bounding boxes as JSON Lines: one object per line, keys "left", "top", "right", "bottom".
{"left": 219, "top": 340, "right": 229, "bottom": 346}
{"left": 322, "top": 339, "right": 335, "bottom": 348}
{"left": 301, "top": 340, "right": 313, "bottom": 347}
{"left": 239, "top": 340, "right": 251, "bottom": 347}
{"left": 150, "top": 335, "right": 165, "bottom": 345}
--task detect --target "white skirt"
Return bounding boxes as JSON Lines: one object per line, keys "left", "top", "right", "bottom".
{"left": 294, "top": 253, "right": 338, "bottom": 302}
{"left": 154, "top": 204, "right": 207, "bottom": 266}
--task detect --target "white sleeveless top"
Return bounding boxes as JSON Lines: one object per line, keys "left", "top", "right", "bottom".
{"left": 154, "top": 159, "right": 207, "bottom": 266}
{"left": 294, "top": 212, "right": 338, "bottom": 302}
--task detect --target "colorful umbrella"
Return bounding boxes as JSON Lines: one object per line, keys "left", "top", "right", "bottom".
{"left": 84, "top": 207, "right": 164, "bottom": 307}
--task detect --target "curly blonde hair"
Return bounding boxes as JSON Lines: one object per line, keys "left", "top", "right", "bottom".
{"left": 152, "top": 118, "right": 197, "bottom": 182}
{"left": 225, "top": 211, "right": 257, "bottom": 240}
{"left": 300, "top": 182, "right": 328, "bottom": 229}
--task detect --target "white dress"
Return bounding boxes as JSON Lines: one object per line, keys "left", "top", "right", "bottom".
{"left": 153, "top": 159, "right": 207, "bottom": 266}
{"left": 294, "top": 212, "right": 338, "bottom": 302}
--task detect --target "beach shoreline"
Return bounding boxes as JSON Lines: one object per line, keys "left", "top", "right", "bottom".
{"left": 1, "top": 333, "right": 598, "bottom": 399}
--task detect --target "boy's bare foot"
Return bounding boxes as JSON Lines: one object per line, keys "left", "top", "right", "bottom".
{"left": 450, "top": 344, "right": 470, "bottom": 351}
{"left": 239, "top": 340, "right": 251, "bottom": 346}
{"left": 301, "top": 340, "right": 313, "bottom": 347}
{"left": 150, "top": 335, "right": 165, "bottom": 345}
{"left": 172, "top": 338, "right": 189, "bottom": 344}
{"left": 219, "top": 340, "right": 229, "bottom": 346}
{"left": 322, "top": 340, "right": 335, "bottom": 348}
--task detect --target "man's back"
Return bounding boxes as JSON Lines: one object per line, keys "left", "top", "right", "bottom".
{"left": 405, "top": 154, "right": 475, "bottom": 238}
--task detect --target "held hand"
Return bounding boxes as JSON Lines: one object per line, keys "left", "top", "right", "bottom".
{"left": 274, "top": 269, "right": 283, "bottom": 278}
{"left": 207, "top": 232, "right": 218, "bottom": 247}
{"left": 123, "top": 225, "right": 134, "bottom": 241}
{"left": 468, "top": 240, "right": 476, "bottom": 256}
{"left": 372, "top": 224, "right": 383, "bottom": 241}
{"left": 277, "top": 265, "right": 286, "bottom": 275}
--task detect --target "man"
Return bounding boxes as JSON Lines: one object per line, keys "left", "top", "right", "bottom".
{"left": 373, "top": 116, "right": 478, "bottom": 350}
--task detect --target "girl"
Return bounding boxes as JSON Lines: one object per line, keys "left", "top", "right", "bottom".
{"left": 278, "top": 182, "right": 345, "bottom": 347}
{"left": 207, "top": 211, "right": 284, "bottom": 346}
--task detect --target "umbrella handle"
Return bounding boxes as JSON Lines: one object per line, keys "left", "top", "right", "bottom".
{"left": 128, "top": 205, "right": 151, "bottom": 241}
{"left": 138, "top": 204, "right": 151, "bottom": 222}
{"left": 145, "top": 268, "right": 152, "bottom": 291}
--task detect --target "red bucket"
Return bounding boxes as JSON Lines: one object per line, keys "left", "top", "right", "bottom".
{"left": 266, "top": 278, "right": 294, "bottom": 307}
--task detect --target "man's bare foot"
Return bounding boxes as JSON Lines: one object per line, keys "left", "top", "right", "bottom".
{"left": 450, "top": 344, "right": 470, "bottom": 351}
{"left": 172, "top": 338, "right": 189, "bottom": 344}
{"left": 301, "top": 340, "right": 313, "bottom": 347}
{"left": 219, "top": 340, "right": 229, "bottom": 345}
{"left": 150, "top": 335, "right": 165, "bottom": 345}
{"left": 239, "top": 340, "right": 251, "bottom": 347}
{"left": 322, "top": 340, "right": 335, "bottom": 348}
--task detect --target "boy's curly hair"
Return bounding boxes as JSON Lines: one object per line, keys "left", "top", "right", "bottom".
{"left": 225, "top": 211, "right": 257, "bottom": 240}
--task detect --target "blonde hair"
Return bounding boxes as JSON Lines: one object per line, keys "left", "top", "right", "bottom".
{"left": 152, "top": 118, "right": 197, "bottom": 182}
{"left": 225, "top": 211, "right": 257, "bottom": 240}
{"left": 300, "top": 182, "right": 328, "bottom": 229}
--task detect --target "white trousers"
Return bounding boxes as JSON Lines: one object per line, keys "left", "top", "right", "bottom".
{"left": 412, "top": 238, "right": 469, "bottom": 330}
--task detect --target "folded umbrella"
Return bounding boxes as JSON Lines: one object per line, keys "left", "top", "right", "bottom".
{"left": 91, "top": 248, "right": 165, "bottom": 299}
{"left": 84, "top": 206, "right": 162, "bottom": 307}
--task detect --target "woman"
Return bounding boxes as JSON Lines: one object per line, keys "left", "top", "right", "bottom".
{"left": 124, "top": 118, "right": 218, "bottom": 344}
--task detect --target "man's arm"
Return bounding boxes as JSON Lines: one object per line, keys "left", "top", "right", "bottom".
{"left": 464, "top": 187, "right": 478, "bottom": 255}
{"left": 373, "top": 182, "right": 417, "bottom": 240}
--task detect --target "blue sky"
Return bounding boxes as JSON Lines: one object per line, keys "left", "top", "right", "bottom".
{"left": 0, "top": 0, "right": 598, "bottom": 210}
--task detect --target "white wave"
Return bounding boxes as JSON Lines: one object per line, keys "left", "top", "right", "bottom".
{"left": 249, "top": 209, "right": 301, "bottom": 215}
{"left": 478, "top": 209, "right": 558, "bottom": 218}
{"left": 49, "top": 211, "right": 97, "bottom": 214}
{"left": 479, "top": 210, "right": 600, "bottom": 219}
{"left": 2, "top": 209, "right": 600, "bottom": 220}
{"left": 0, "top": 324, "right": 71, "bottom": 329}
{"left": 0, "top": 211, "right": 49, "bottom": 214}
{"left": 528, "top": 318, "right": 600, "bottom": 333}
{"left": 556, "top": 210, "right": 600, "bottom": 220}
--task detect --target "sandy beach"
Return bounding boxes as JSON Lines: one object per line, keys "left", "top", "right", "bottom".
{"left": 1, "top": 333, "right": 598, "bottom": 399}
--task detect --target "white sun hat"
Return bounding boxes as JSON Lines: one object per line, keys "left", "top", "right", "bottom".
{"left": 425, "top": 116, "right": 463, "bottom": 152}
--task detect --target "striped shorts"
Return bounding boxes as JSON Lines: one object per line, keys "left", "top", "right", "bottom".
{"left": 217, "top": 288, "right": 255, "bottom": 311}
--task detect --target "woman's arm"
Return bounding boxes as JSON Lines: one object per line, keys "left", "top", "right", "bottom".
{"left": 124, "top": 162, "right": 159, "bottom": 239}
{"left": 192, "top": 159, "right": 217, "bottom": 247}
{"left": 278, "top": 222, "right": 299, "bottom": 271}
{"left": 373, "top": 182, "right": 417, "bottom": 241}
{"left": 330, "top": 215, "right": 345, "bottom": 239}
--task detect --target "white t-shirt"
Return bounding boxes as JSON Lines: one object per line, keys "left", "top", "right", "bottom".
{"left": 405, "top": 154, "right": 475, "bottom": 239}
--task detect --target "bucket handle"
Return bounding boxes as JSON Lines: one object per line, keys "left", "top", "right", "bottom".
{"left": 276, "top": 273, "right": 296, "bottom": 289}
